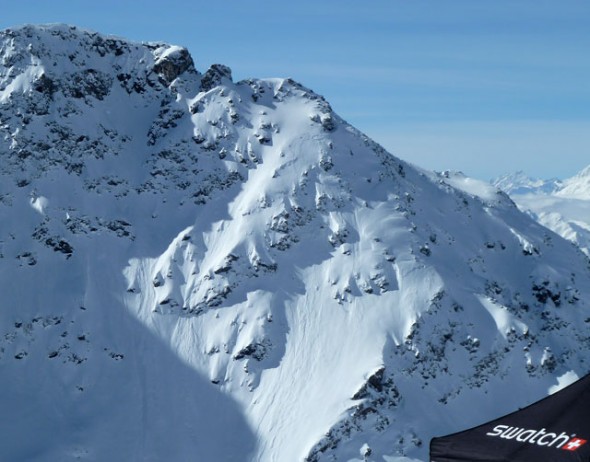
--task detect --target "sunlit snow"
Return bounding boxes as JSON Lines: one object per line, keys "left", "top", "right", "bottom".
{"left": 2, "top": 24, "right": 590, "bottom": 462}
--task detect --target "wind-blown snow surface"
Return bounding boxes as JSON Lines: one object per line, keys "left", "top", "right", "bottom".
{"left": 494, "top": 168, "right": 590, "bottom": 256}
{"left": 3, "top": 25, "right": 590, "bottom": 461}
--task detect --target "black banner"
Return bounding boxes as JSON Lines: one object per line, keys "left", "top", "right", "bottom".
{"left": 430, "top": 374, "right": 590, "bottom": 461}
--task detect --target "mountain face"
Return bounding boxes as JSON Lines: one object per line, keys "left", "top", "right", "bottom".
{"left": 2, "top": 24, "right": 590, "bottom": 462}
{"left": 491, "top": 171, "right": 562, "bottom": 196}
{"left": 556, "top": 165, "right": 590, "bottom": 200}
{"left": 493, "top": 167, "right": 590, "bottom": 256}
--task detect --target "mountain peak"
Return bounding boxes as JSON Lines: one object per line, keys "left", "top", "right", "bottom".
{"left": 556, "top": 164, "right": 590, "bottom": 199}
{"left": 152, "top": 44, "right": 197, "bottom": 84}
{"left": 0, "top": 23, "right": 198, "bottom": 94}
{"left": 492, "top": 171, "right": 562, "bottom": 195}
{"left": 3, "top": 24, "right": 590, "bottom": 462}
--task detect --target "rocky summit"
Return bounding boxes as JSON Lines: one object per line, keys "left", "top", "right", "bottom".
{"left": 2, "top": 24, "right": 590, "bottom": 462}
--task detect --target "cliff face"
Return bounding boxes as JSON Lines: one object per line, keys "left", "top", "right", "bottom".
{"left": 2, "top": 24, "right": 590, "bottom": 462}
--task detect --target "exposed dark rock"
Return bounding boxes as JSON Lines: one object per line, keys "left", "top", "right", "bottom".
{"left": 65, "top": 69, "right": 113, "bottom": 100}
{"left": 234, "top": 341, "right": 270, "bottom": 361}
{"left": 532, "top": 281, "right": 561, "bottom": 306}
{"left": 152, "top": 46, "right": 195, "bottom": 85}
{"left": 33, "top": 73, "right": 57, "bottom": 97}
{"left": 200, "top": 64, "right": 233, "bottom": 92}
{"left": 45, "top": 238, "right": 74, "bottom": 256}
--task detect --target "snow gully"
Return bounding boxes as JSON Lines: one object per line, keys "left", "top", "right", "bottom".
{"left": 486, "top": 424, "right": 587, "bottom": 451}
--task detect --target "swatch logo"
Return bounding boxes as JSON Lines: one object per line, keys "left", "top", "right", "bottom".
{"left": 486, "top": 425, "right": 587, "bottom": 451}
{"left": 563, "top": 438, "right": 587, "bottom": 451}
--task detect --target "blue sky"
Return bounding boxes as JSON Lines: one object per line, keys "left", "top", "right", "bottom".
{"left": 2, "top": 1, "right": 589, "bottom": 180}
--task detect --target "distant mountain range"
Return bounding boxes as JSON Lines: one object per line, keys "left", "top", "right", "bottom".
{"left": 492, "top": 166, "right": 590, "bottom": 256}
{"left": 491, "top": 171, "right": 562, "bottom": 195}
{"left": 2, "top": 24, "right": 590, "bottom": 462}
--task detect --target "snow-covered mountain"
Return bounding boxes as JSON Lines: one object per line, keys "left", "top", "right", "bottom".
{"left": 3, "top": 24, "right": 590, "bottom": 462}
{"left": 556, "top": 165, "right": 590, "bottom": 200}
{"left": 491, "top": 171, "right": 562, "bottom": 195}
{"left": 493, "top": 167, "right": 590, "bottom": 256}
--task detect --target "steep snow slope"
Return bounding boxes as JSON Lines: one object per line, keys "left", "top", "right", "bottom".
{"left": 493, "top": 167, "right": 590, "bottom": 256}
{"left": 2, "top": 25, "right": 590, "bottom": 462}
